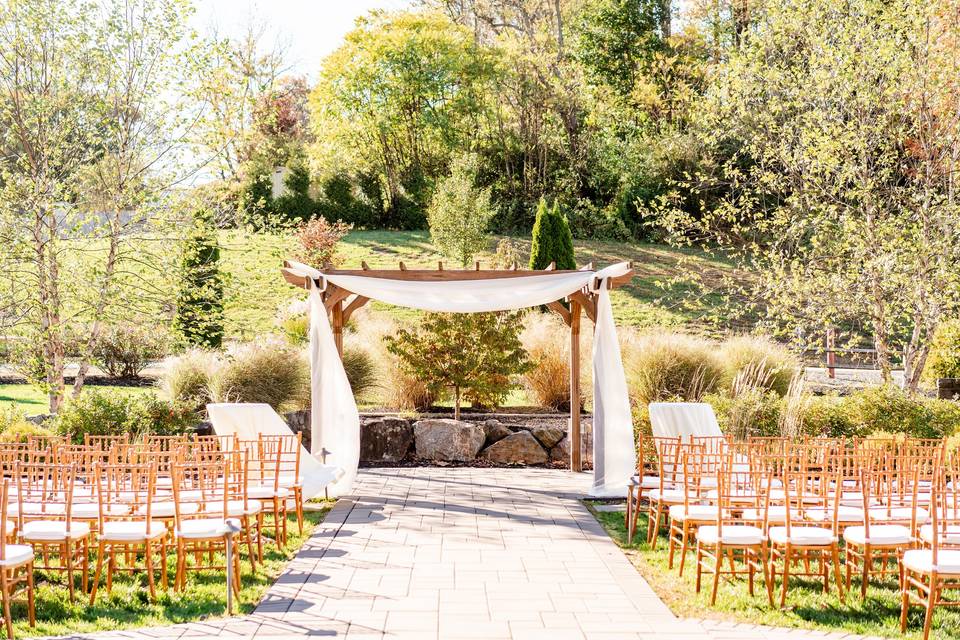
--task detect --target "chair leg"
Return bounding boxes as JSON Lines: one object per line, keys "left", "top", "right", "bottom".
{"left": 81, "top": 537, "right": 89, "bottom": 595}
{"left": 295, "top": 488, "right": 304, "bottom": 536}
{"left": 65, "top": 540, "right": 76, "bottom": 602}
{"left": 243, "top": 516, "right": 256, "bottom": 572}
{"left": 0, "top": 570, "right": 12, "bottom": 640}
{"left": 89, "top": 541, "right": 106, "bottom": 605}
{"left": 761, "top": 545, "right": 774, "bottom": 607}
{"left": 695, "top": 542, "right": 703, "bottom": 593}
{"left": 779, "top": 545, "right": 792, "bottom": 609}
{"left": 922, "top": 577, "right": 937, "bottom": 640}
{"left": 145, "top": 540, "right": 156, "bottom": 600}
{"left": 710, "top": 544, "right": 723, "bottom": 606}
{"left": 900, "top": 571, "right": 911, "bottom": 632}
{"left": 831, "top": 545, "right": 845, "bottom": 602}
{"left": 160, "top": 536, "right": 168, "bottom": 590}
{"left": 27, "top": 563, "right": 35, "bottom": 627}
{"left": 678, "top": 522, "right": 691, "bottom": 576}
{"left": 861, "top": 545, "right": 871, "bottom": 598}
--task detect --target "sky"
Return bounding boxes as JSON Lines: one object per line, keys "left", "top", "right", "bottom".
{"left": 191, "top": 0, "right": 416, "bottom": 80}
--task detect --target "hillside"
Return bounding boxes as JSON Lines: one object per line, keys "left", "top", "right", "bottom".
{"left": 220, "top": 230, "right": 744, "bottom": 340}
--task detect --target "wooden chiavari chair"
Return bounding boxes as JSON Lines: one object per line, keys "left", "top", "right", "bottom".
{"left": 768, "top": 443, "right": 845, "bottom": 607}
{"left": 668, "top": 449, "right": 722, "bottom": 575}
{"left": 694, "top": 449, "right": 774, "bottom": 606}
{"left": 88, "top": 462, "right": 168, "bottom": 603}
{"left": 240, "top": 436, "right": 290, "bottom": 549}
{"left": 261, "top": 433, "right": 304, "bottom": 535}
{"left": 626, "top": 432, "right": 660, "bottom": 544}
{"left": 15, "top": 462, "right": 89, "bottom": 601}
{"left": 170, "top": 458, "right": 242, "bottom": 597}
{"left": 900, "top": 453, "right": 960, "bottom": 640}
{"left": 0, "top": 479, "right": 33, "bottom": 640}
{"left": 646, "top": 437, "right": 686, "bottom": 548}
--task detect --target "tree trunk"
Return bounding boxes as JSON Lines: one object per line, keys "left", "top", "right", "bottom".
{"left": 454, "top": 385, "right": 461, "bottom": 421}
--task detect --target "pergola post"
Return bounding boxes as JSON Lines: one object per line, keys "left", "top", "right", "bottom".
{"left": 332, "top": 300, "right": 344, "bottom": 357}
{"left": 569, "top": 299, "right": 582, "bottom": 472}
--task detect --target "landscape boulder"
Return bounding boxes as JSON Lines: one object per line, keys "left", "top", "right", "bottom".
{"left": 482, "top": 419, "right": 513, "bottom": 447}
{"left": 360, "top": 417, "right": 414, "bottom": 462}
{"left": 549, "top": 437, "right": 570, "bottom": 463}
{"left": 414, "top": 419, "right": 486, "bottom": 462}
{"left": 532, "top": 425, "right": 565, "bottom": 449}
{"left": 480, "top": 431, "right": 549, "bottom": 465}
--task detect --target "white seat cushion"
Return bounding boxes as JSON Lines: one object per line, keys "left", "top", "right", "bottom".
{"left": 0, "top": 545, "right": 33, "bottom": 567}
{"left": 633, "top": 475, "right": 662, "bottom": 489}
{"left": 136, "top": 502, "right": 199, "bottom": 518}
{"left": 697, "top": 524, "right": 764, "bottom": 545}
{"left": 669, "top": 504, "right": 720, "bottom": 522}
{"left": 21, "top": 520, "right": 90, "bottom": 541}
{"left": 843, "top": 524, "right": 911, "bottom": 546}
{"left": 805, "top": 505, "right": 864, "bottom": 523}
{"left": 278, "top": 475, "right": 303, "bottom": 489}
{"left": 769, "top": 526, "right": 835, "bottom": 546}
{"left": 869, "top": 507, "right": 928, "bottom": 524}
{"left": 71, "top": 503, "right": 130, "bottom": 519}
{"left": 100, "top": 521, "right": 167, "bottom": 542}
{"left": 247, "top": 486, "right": 291, "bottom": 500}
{"left": 903, "top": 549, "right": 960, "bottom": 575}
{"left": 920, "top": 524, "right": 960, "bottom": 545}
{"left": 706, "top": 488, "right": 757, "bottom": 503}
{"left": 176, "top": 518, "right": 240, "bottom": 539}
{"left": 742, "top": 506, "right": 802, "bottom": 524}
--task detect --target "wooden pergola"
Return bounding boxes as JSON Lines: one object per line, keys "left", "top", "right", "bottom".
{"left": 281, "top": 259, "right": 635, "bottom": 472}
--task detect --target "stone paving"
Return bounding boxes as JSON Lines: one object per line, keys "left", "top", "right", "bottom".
{"left": 52, "top": 467, "right": 884, "bottom": 640}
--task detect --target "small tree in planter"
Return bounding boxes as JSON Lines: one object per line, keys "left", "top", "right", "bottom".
{"left": 384, "top": 311, "right": 531, "bottom": 419}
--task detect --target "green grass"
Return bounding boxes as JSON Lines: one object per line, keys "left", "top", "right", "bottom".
{"left": 222, "top": 229, "right": 744, "bottom": 340}
{"left": 0, "top": 384, "right": 154, "bottom": 414}
{"left": 14, "top": 508, "right": 331, "bottom": 638}
{"left": 588, "top": 504, "right": 960, "bottom": 639}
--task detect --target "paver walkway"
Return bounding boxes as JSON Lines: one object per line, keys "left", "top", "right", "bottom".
{"left": 55, "top": 468, "right": 881, "bottom": 640}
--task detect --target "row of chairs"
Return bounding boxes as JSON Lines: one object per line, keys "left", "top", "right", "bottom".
{"left": 0, "top": 432, "right": 304, "bottom": 640}
{"left": 626, "top": 435, "right": 960, "bottom": 640}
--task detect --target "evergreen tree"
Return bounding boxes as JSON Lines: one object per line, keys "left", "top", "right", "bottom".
{"left": 552, "top": 200, "right": 576, "bottom": 270}
{"left": 174, "top": 208, "right": 224, "bottom": 348}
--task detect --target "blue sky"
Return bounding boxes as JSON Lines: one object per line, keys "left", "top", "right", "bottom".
{"left": 191, "top": 0, "right": 416, "bottom": 80}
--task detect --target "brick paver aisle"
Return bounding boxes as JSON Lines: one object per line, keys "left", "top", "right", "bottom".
{"left": 57, "top": 468, "right": 879, "bottom": 640}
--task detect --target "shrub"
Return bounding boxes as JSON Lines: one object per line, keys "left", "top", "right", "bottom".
{"left": 208, "top": 339, "right": 309, "bottom": 412}
{"left": 54, "top": 389, "right": 195, "bottom": 444}
{"left": 719, "top": 335, "right": 800, "bottom": 397}
{"left": 705, "top": 389, "right": 782, "bottom": 440}
{"left": 836, "top": 385, "right": 960, "bottom": 439}
{"left": 93, "top": 324, "right": 167, "bottom": 378}
{"left": 519, "top": 313, "right": 590, "bottom": 411}
{"left": 342, "top": 342, "right": 378, "bottom": 400}
{"left": 276, "top": 299, "right": 310, "bottom": 346}
{"left": 427, "top": 153, "right": 494, "bottom": 267}
{"left": 625, "top": 332, "right": 724, "bottom": 407}
{"left": 295, "top": 217, "right": 352, "bottom": 269}
{"left": 925, "top": 319, "right": 960, "bottom": 382}
{"left": 174, "top": 207, "right": 225, "bottom": 349}
{"left": 384, "top": 311, "right": 531, "bottom": 418}
{"left": 0, "top": 403, "right": 49, "bottom": 443}
{"left": 159, "top": 349, "right": 219, "bottom": 412}
{"left": 529, "top": 197, "right": 576, "bottom": 270}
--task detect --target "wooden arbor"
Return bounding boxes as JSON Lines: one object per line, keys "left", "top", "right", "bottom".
{"left": 281, "top": 260, "right": 635, "bottom": 472}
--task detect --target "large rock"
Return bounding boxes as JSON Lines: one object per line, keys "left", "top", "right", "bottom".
{"left": 550, "top": 437, "right": 570, "bottom": 463}
{"left": 532, "top": 425, "right": 565, "bottom": 449}
{"left": 414, "top": 419, "right": 486, "bottom": 462}
{"left": 361, "top": 417, "right": 414, "bottom": 462}
{"left": 480, "top": 431, "right": 549, "bottom": 465}
{"left": 482, "top": 419, "right": 513, "bottom": 447}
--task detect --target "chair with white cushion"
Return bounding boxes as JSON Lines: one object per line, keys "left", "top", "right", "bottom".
{"left": 646, "top": 437, "right": 686, "bottom": 548}
{"left": 694, "top": 448, "right": 773, "bottom": 606}
{"left": 88, "top": 462, "right": 168, "bottom": 604}
{"left": 240, "top": 436, "right": 290, "bottom": 549}
{"left": 171, "top": 459, "right": 241, "bottom": 598}
{"left": 0, "top": 478, "right": 33, "bottom": 640}
{"left": 900, "top": 457, "right": 960, "bottom": 640}
{"left": 668, "top": 449, "right": 722, "bottom": 576}
{"left": 15, "top": 462, "right": 89, "bottom": 601}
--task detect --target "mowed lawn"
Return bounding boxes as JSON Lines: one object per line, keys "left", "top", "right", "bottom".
{"left": 221, "top": 229, "right": 744, "bottom": 340}
{"left": 590, "top": 505, "right": 960, "bottom": 639}
{"left": 0, "top": 384, "right": 155, "bottom": 414}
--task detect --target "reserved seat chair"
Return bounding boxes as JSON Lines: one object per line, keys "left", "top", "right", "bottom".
{"left": 668, "top": 449, "right": 721, "bottom": 575}
{"left": 0, "top": 479, "right": 34, "bottom": 640}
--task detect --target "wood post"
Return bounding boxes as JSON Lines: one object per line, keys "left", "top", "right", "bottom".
{"left": 332, "top": 300, "right": 344, "bottom": 357}
{"left": 569, "top": 299, "right": 582, "bottom": 472}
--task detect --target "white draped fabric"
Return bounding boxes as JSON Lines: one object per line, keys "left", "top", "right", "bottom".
{"left": 648, "top": 402, "right": 723, "bottom": 440}
{"left": 285, "top": 260, "right": 637, "bottom": 497}
{"left": 206, "top": 402, "right": 345, "bottom": 498}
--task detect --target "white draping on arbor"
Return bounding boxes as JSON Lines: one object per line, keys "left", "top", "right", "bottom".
{"left": 285, "top": 260, "right": 636, "bottom": 497}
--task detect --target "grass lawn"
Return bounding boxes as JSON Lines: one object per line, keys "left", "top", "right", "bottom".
{"left": 589, "top": 504, "right": 960, "bottom": 639}
{"left": 14, "top": 507, "right": 331, "bottom": 638}
{"left": 0, "top": 384, "right": 155, "bottom": 414}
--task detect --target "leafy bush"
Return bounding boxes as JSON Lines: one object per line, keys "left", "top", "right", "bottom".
{"left": 342, "top": 343, "right": 377, "bottom": 400}
{"left": 799, "top": 394, "right": 856, "bottom": 437}
{"left": 843, "top": 385, "right": 960, "bottom": 439}
{"left": 0, "top": 404, "right": 49, "bottom": 443}
{"left": 529, "top": 197, "right": 576, "bottom": 270}
{"left": 295, "top": 216, "right": 352, "bottom": 269}
{"left": 174, "top": 207, "right": 225, "bottom": 349}
{"left": 719, "top": 335, "right": 800, "bottom": 397}
{"left": 159, "top": 349, "right": 219, "bottom": 412}
{"left": 208, "top": 339, "right": 309, "bottom": 412}
{"left": 93, "top": 324, "right": 167, "bottom": 378}
{"left": 625, "top": 332, "right": 724, "bottom": 406}
{"left": 55, "top": 390, "right": 195, "bottom": 444}
{"left": 925, "top": 319, "right": 960, "bottom": 381}
{"left": 705, "top": 390, "right": 783, "bottom": 440}
{"left": 384, "top": 311, "right": 530, "bottom": 418}
{"left": 427, "top": 153, "right": 494, "bottom": 266}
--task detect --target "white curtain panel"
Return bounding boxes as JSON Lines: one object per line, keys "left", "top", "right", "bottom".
{"left": 206, "top": 402, "right": 344, "bottom": 498}
{"left": 648, "top": 402, "right": 723, "bottom": 440}
{"left": 285, "top": 260, "right": 637, "bottom": 497}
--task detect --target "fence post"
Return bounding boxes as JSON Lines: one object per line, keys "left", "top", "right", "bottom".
{"left": 826, "top": 327, "right": 836, "bottom": 379}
